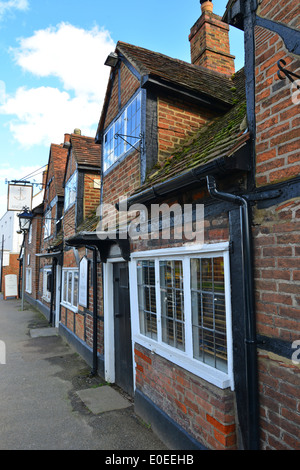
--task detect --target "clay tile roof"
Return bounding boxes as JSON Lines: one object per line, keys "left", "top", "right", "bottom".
{"left": 70, "top": 133, "right": 101, "bottom": 168}
{"left": 136, "top": 68, "right": 248, "bottom": 192}
{"left": 50, "top": 144, "right": 68, "bottom": 197}
{"left": 117, "top": 41, "right": 234, "bottom": 106}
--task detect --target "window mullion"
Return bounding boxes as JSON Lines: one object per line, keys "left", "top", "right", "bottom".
{"left": 224, "top": 251, "right": 233, "bottom": 386}
{"left": 183, "top": 257, "right": 193, "bottom": 358}
{"left": 155, "top": 259, "right": 162, "bottom": 343}
{"left": 124, "top": 108, "right": 127, "bottom": 153}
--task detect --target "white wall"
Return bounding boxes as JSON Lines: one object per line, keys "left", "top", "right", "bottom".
{"left": 0, "top": 211, "right": 23, "bottom": 254}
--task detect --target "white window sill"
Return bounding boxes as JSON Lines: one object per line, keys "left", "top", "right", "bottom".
{"left": 60, "top": 302, "right": 78, "bottom": 314}
{"left": 133, "top": 333, "right": 233, "bottom": 391}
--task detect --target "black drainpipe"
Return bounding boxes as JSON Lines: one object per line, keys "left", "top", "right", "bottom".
{"left": 206, "top": 175, "right": 260, "bottom": 450}
{"left": 86, "top": 245, "right": 98, "bottom": 376}
{"left": 49, "top": 258, "right": 57, "bottom": 326}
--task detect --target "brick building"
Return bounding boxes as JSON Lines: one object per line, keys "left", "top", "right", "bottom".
{"left": 58, "top": 130, "right": 102, "bottom": 373}
{"left": 224, "top": 0, "right": 300, "bottom": 450}
{"left": 0, "top": 211, "right": 23, "bottom": 295}
{"left": 66, "top": 0, "right": 249, "bottom": 450}
{"left": 24, "top": 0, "right": 299, "bottom": 451}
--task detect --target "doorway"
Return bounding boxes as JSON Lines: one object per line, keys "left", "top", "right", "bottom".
{"left": 113, "top": 262, "right": 133, "bottom": 396}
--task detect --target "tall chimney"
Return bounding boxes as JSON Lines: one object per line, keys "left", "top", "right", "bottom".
{"left": 189, "top": 0, "right": 235, "bottom": 76}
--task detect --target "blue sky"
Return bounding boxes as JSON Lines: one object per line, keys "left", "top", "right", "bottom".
{"left": 0, "top": 0, "right": 244, "bottom": 218}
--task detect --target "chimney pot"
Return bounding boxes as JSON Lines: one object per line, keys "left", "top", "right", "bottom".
{"left": 201, "top": 0, "right": 213, "bottom": 13}
{"left": 74, "top": 128, "right": 81, "bottom": 135}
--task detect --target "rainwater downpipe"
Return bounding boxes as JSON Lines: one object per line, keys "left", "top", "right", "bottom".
{"left": 49, "top": 258, "right": 57, "bottom": 326}
{"left": 86, "top": 245, "right": 98, "bottom": 376}
{"left": 206, "top": 175, "right": 260, "bottom": 450}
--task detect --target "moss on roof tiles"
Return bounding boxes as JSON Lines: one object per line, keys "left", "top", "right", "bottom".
{"left": 75, "top": 209, "right": 100, "bottom": 234}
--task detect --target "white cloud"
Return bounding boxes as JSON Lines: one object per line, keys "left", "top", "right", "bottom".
{"left": 0, "top": 22, "right": 115, "bottom": 147}
{"left": 0, "top": 80, "right": 5, "bottom": 105}
{"left": 2, "top": 86, "right": 101, "bottom": 146}
{"left": 13, "top": 22, "right": 114, "bottom": 101}
{"left": 0, "top": 0, "right": 29, "bottom": 19}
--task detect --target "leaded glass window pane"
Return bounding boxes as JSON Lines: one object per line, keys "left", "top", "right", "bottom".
{"left": 137, "top": 260, "right": 157, "bottom": 340}
{"left": 191, "top": 257, "right": 227, "bottom": 372}
{"left": 160, "top": 260, "right": 185, "bottom": 351}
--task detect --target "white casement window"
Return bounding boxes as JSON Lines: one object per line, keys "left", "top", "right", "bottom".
{"left": 43, "top": 267, "right": 52, "bottom": 302}
{"left": 103, "top": 92, "right": 141, "bottom": 172}
{"left": 130, "top": 243, "right": 233, "bottom": 390}
{"left": 64, "top": 171, "right": 78, "bottom": 211}
{"left": 44, "top": 210, "right": 51, "bottom": 239}
{"left": 25, "top": 268, "right": 32, "bottom": 294}
{"left": 61, "top": 268, "right": 79, "bottom": 312}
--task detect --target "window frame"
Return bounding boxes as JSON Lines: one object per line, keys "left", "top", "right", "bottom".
{"left": 129, "top": 243, "right": 233, "bottom": 390}
{"left": 61, "top": 267, "right": 79, "bottom": 312}
{"left": 103, "top": 91, "right": 142, "bottom": 172}
{"left": 42, "top": 267, "right": 52, "bottom": 302}
{"left": 44, "top": 209, "right": 52, "bottom": 239}
{"left": 64, "top": 171, "right": 78, "bottom": 212}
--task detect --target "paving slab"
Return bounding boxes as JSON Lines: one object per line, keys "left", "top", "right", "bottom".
{"left": 29, "top": 327, "right": 58, "bottom": 338}
{"left": 76, "top": 385, "right": 132, "bottom": 414}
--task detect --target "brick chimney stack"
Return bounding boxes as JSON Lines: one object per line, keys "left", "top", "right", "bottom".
{"left": 189, "top": 0, "right": 235, "bottom": 76}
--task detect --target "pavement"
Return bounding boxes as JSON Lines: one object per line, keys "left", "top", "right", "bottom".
{"left": 0, "top": 295, "right": 167, "bottom": 451}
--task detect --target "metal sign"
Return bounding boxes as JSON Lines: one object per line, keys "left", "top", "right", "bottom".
{"left": 7, "top": 184, "right": 33, "bottom": 211}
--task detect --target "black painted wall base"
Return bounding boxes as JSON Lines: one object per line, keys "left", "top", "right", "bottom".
{"left": 59, "top": 323, "right": 104, "bottom": 377}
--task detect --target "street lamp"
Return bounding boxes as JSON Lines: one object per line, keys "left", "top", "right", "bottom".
{"left": 17, "top": 207, "right": 33, "bottom": 311}
{"left": 18, "top": 208, "right": 33, "bottom": 233}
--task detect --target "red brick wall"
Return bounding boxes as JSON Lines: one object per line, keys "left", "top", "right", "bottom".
{"left": 253, "top": 0, "right": 300, "bottom": 450}
{"left": 103, "top": 151, "right": 140, "bottom": 205}
{"left": 157, "top": 96, "right": 217, "bottom": 163}
{"left": 253, "top": 200, "right": 300, "bottom": 450}
{"left": 83, "top": 172, "right": 100, "bottom": 219}
{"left": 135, "top": 344, "right": 237, "bottom": 450}
{"left": 255, "top": 1, "right": 300, "bottom": 186}
{"left": 189, "top": 11, "right": 235, "bottom": 75}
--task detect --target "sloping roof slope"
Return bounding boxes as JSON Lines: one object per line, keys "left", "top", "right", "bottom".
{"left": 70, "top": 134, "right": 101, "bottom": 168}
{"left": 50, "top": 144, "right": 68, "bottom": 197}
{"left": 117, "top": 41, "right": 235, "bottom": 106}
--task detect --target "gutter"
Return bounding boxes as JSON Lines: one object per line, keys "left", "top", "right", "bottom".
{"left": 206, "top": 175, "right": 259, "bottom": 450}
{"left": 120, "top": 143, "right": 250, "bottom": 208}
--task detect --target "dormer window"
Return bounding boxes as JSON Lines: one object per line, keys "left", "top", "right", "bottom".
{"left": 103, "top": 92, "right": 141, "bottom": 172}
{"left": 64, "top": 171, "right": 78, "bottom": 211}
{"left": 44, "top": 209, "right": 51, "bottom": 239}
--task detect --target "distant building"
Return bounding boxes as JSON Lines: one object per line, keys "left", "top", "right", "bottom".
{"left": 0, "top": 211, "right": 23, "bottom": 293}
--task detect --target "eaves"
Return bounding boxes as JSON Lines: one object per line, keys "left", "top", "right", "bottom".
{"left": 141, "top": 74, "right": 232, "bottom": 112}
{"left": 125, "top": 137, "right": 251, "bottom": 207}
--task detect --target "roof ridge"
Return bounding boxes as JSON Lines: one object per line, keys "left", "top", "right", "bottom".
{"left": 117, "top": 41, "right": 235, "bottom": 83}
